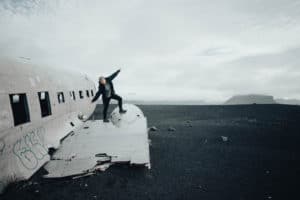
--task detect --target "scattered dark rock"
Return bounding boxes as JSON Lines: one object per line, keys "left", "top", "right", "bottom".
{"left": 168, "top": 127, "right": 176, "bottom": 132}
{"left": 149, "top": 126, "right": 158, "bottom": 132}
{"left": 185, "top": 121, "right": 192, "bottom": 127}
{"left": 221, "top": 136, "right": 228, "bottom": 142}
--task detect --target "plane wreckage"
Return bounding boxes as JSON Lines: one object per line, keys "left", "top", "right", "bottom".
{"left": 0, "top": 58, "right": 150, "bottom": 193}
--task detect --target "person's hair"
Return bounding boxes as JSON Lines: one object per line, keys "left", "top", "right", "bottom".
{"left": 99, "top": 76, "right": 105, "bottom": 81}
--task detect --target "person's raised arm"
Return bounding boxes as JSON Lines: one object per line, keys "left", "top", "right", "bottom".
{"left": 107, "top": 69, "right": 121, "bottom": 81}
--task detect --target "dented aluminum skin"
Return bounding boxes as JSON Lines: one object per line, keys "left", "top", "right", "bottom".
{"left": 0, "top": 58, "right": 96, "bottom": 192}
{"left": 44, "top": 104, "right": 151, "bottom": 178}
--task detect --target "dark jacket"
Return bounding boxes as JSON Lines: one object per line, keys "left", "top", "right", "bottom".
{"left": 92, "top": 70, "right": 120, "bottom": 102}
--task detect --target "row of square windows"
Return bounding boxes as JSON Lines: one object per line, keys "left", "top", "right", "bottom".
{"left": 9, "top": 89, "right": 95, "bottom": 127}
{"left": 58, "top": 90, "right": 94, "bottom": 103}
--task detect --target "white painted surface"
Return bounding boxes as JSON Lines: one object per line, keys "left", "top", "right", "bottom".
{"left": 44, "top": 104, "right": 151, "bottom": 178}
{"left": 0, "top": 58, "right": 96, "bottom": 192}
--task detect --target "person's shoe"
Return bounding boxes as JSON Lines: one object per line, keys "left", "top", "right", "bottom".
{"left": 119, "top": 109, "right": 127, "bottom": 114}
{"left": 103, "top": 118, "right": 110, "bottom": 123}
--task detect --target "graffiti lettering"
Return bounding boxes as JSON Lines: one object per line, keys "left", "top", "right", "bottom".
{"left": 24, "top": 131, "right": 48, "bottom": 160}
{"left": 13, "top": 139, "right": 38, "bottom": 170}
{"left": 13, "top": 127, "right": 48, "bottom": 170}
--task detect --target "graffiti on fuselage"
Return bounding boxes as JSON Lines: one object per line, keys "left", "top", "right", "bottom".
{"left": 13, "top": 127, "right": 48, "bottom": 170}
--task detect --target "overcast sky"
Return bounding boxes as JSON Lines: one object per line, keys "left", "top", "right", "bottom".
{"left": 1, "top": 0, "right": 300, "bottom": 102}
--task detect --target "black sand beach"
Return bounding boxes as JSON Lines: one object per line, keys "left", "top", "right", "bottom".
{"left": 2, "top": 104, "right": 300, "bottom": 200}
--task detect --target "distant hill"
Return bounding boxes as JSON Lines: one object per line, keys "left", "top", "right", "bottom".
{"left": 224, "top": 94, "right": 276, "bottom": 105}
{"left": 276, "top": 98, "right": 300, "bottom": 105}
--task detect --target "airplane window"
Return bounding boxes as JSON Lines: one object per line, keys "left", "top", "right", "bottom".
{"left": 72, "top": 91, "right": 76, "bottom": 100}
{"left": 9, "top": 93, "right": 30, "bottom": 126}
{"left": 91, "top": 90, "right": 94, "bottom": 97}
{"left": 57, "top": 92, "right": 65, "bottom": 103}
{"left": 69, "top": 91, "right": 75, "bottom": 100}
{"left": 79, "top": 91, "right": 84, "bottom": 99}
{"left": 38, "top": 91, "right": 52, "bottom": 117}
{"left": 86, "top": 90, "right": 90, "bottom": 98}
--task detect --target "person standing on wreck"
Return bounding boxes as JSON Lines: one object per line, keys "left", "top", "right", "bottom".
{"left": 91, "top": 69, "right": 127, "bottom": 122}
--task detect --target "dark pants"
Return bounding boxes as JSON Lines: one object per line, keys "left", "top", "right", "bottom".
{"left": 102, "top": 94, "right": 123, "bottom": 120}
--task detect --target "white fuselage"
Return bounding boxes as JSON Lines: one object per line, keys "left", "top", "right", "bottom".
{"left": 0, "top": 58, "right": 96, "bottom": 192}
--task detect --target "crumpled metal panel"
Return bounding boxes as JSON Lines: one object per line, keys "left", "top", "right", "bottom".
{"left": 43, "top": 104, "right": 151, "bottom": 178}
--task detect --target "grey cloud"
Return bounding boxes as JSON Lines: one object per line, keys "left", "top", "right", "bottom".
{"left": 1, "top": 0, "right": 300, "bottom": 102}
{"left": 201, "top": 47, "right": 234, "bottom": 56}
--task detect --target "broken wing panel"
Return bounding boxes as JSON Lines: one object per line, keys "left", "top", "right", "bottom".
{"left": 44, "top": 104, "right": 151, "bottom": 178}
